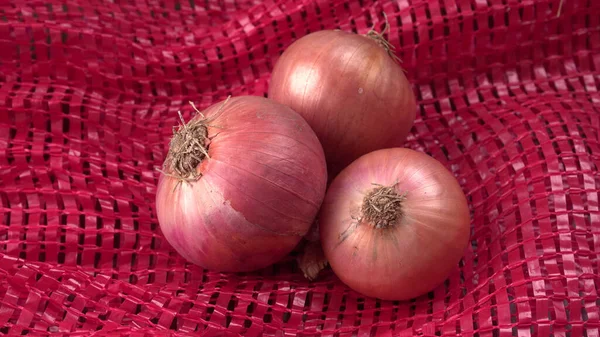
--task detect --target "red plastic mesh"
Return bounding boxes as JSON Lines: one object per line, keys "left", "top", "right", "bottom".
{"left": 1, "top": 0, "right": 599, "bottom": 335}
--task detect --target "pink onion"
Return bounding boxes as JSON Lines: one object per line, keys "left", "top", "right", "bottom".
{"left": 268, "top": 28, "right": 416, "bottom": 178}
{"left": 156, "top": 96, "right": 328, "bottom": 272}
{"left": 319, "top": 148, "right": 471, "bottom": 300}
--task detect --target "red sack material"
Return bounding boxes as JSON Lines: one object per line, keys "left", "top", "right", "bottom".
{"left": 1, "top": 0, "right": 599, "bottom": 335}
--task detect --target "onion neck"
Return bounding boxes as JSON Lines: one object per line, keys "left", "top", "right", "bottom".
{"left": 361, "top": 183, "right": 406, "bottom": 228}
{"left": 364, "top": 14, "right": 402, "bottom": 64}
{"left": 163, "top": 116, "right": 209, "bottom": 181}
{"left": 161, "top": 97, "right": 231, "bottom": 182}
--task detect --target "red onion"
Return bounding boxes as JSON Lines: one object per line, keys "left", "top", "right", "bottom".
{"left": 319, "top": 148, "right": 471, "bottom": 300}
{"left": 156, "top": 96, "right": 328, "bottom": 272}
{"left": 268, "top": 27, "right": 416, "bottom": 178}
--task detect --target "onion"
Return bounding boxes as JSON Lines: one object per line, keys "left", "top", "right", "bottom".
{"left": 268, "top": 24, "right": 416, "bottom": 178}
{"left": 155, "top": 96, "right": 328, "bottom": 272}
{"left": 319, "top": 148, "right": 470, "bottom": 300}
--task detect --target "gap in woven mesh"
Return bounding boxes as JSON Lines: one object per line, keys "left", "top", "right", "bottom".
{"left": 507, "top": 290, "right": 517, "bottom": 319}
{"left": 62, "top": 117, "right": 71, "bottom": 134}
{"left": 503, "top": 9, "right": 511, "bottom": 28}
{"left": 131, "top": 170, "right": 143, "bottom": 182}
{"left": 129, "top": 273, "right": 138, "bottom": 284}
{"left": 149, "top": 255, "right": 156, "bottom": 274}
{"left": 471, "top": 310, "right": 479, "bottom": 333}
{"left": 113, "top": 219, "right": 121, "bottom": 249}
{"left": 146, "top": 270, "right": 156, "bottom": 284}
{"left": 151, "top": 234, "right": 158, "bottom": 251}
{"left": 58, "top": 251, "right": 65, "bottom": 264}
{"left": 490, "top": 297, "right": 499, "bottom": 329}
{"left": 280, "top": 291, "right": 294, "bottom": 324}
{"left": 161, "top": 1, "right": 170, "bottom": 18}
{"left": 78, "top": 214, "right": 85, "bottom": 243}
{"left": 25, "top": 130, "right": 35, "bottom": 164}
{"left": 322, "top": 284, "right": 335, "bottom": 312}
{"left": 370, "top": 300, "right": 383, "bottom": 328}
{"left": 61, "top": 101, "right": 70, "bottom": 116}
{"left": 357, "top": 297, "right": 364, "bottom": 312}
{"left": 406, "top": 299, "right": 417, "bottom": 327}
{"left": 178, "top": 300, "right": 193, "bottom": 316}
{"left": 150, "top": 81, "right": 159, "bottom": 97}
{"left": 169, "top": 317, "right": 179, "bottom": 330}
{"left": 1, "top": 198, "right": 10, "bottom": 238}
{"left": 425, "top": 290, "right": 436, "bottom": 315}
{"left": 112, "top": 253, "right": 118, "bottom": 270}
{"left": 134, "top": 304, "right": 142, "bottom": 315}
{"left": 442, "top": 277, "right": 454, "bottom": 305}
{"left": 440, "top": 145, "right": 450, "bottom": 161}
{"left": 301, "top": 290, "right": 313, "bottom": 313}
{"left": 409, "top": 12, "right": 419, "bottom": 44}
{"left": 30, "top": 42, "right": 38, "bottom": 62}
{"left": 94, "top": 252, "right": 101, "bottom": 269}
{"left": 516, "top": 6, "right": 527, "bottom": 22}
{"left": 116, "top": 168, "right": 125, "bottom": 181}
{"left": 2, "top": 108, "right": 18, "bottom": 146}
{"left": 131, "top": 202, "right": 139, "bottom": 214}
{"left": 133, "top": 221, "right": 141, "bottom": 250}
{"left": 246, "top": 301, "right": 255, "bottom": 318}
{"left": 487, "top": 14, "right": 495, "bottom": 30}
{"left": 98, "top": 312, "right": 108, "bottom": 321}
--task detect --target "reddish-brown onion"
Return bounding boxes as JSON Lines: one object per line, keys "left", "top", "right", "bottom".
{"left": 156, "top": 96, "right": 328, "bottom": 272}
{"left": 319, "top": 148, "right": 470, "bottom": 300}
{"left": 268, "top": 29, "right": 416, "bottom": 178}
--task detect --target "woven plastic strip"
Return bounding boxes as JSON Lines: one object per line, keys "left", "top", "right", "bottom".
{"left": 1, "top": 0, "right": 599, "bottom": 335}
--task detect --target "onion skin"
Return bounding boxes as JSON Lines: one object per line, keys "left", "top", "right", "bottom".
{"left": 319, "top": 148, "right": 470, "bottom": 300}
{"left": 268, "top": 30, "right": 416, "bottom": 178}
{"left": 156, "top": 96, "right": 328, "bottom": 272}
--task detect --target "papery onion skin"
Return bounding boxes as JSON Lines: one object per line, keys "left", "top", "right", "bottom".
{"left": 156, "top": 96, "right": 328, "bottom": 272}
{"left": 268, "top": 30, "right": 416, "bottom": 178}
{"left": 319, "top": 148, "right": 470, "bottom": 300}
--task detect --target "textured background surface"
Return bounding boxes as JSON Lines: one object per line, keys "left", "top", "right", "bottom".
{"left": 1, "top": 0, "right": 599, "bottom": 335}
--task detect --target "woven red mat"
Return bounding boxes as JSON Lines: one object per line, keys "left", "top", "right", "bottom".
{"left": 1, "top": 0, "right": 599, "bottom": 336}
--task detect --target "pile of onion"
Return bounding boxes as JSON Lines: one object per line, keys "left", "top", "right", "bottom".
{"left": 155, "top": 19, "right": 471, "bottom": 301}
{"left": 155, "top": 96, "right": 327, "bottom": 272}
{"left": 319, "top": 148, "right": 471, "bottom": 300}
{"left": 268, "top": 24, "right": 416, "bottom": 178}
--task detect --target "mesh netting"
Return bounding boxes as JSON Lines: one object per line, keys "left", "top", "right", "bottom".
{"left": 1, "top": 0, "right": 599, "bottom": 335}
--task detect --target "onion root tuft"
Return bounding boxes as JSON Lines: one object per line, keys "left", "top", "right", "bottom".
{"left": 361, "top": 182, "right": 406, "bottom": 228}
{"left": 162, "top": 97, "right": 231, "bottom": 182}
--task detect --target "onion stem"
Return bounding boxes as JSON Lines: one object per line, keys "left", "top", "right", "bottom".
{"left": 365, "top": 13, "right": 402, "bottom": 64}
